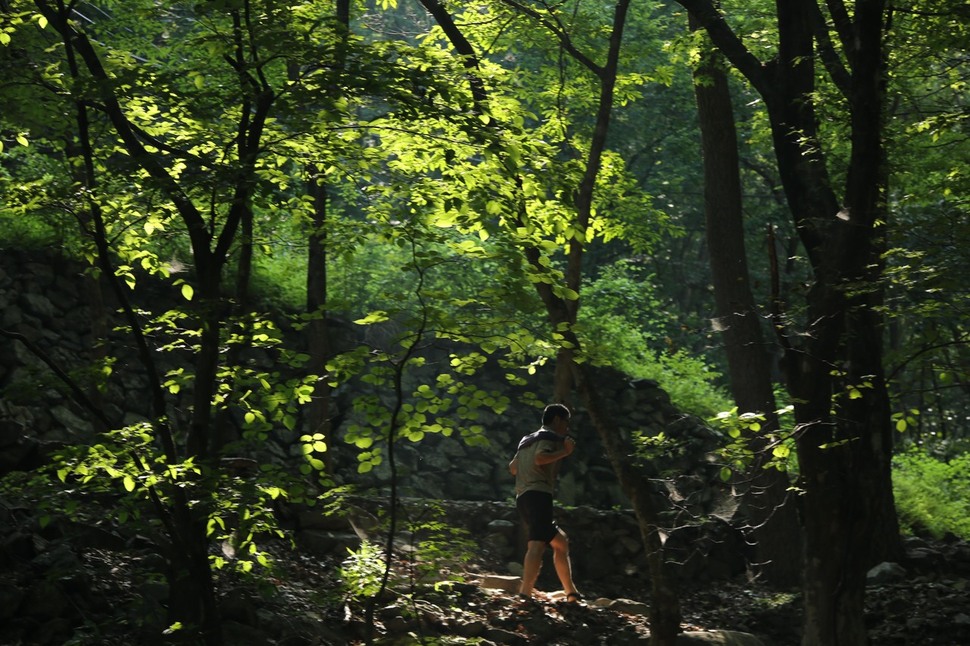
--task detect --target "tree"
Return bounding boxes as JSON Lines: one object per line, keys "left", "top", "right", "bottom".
{"left": 416, "top": 0, "right": 689, "bottom": 641}
{"left": 690, "top": 17, "right": 801, "bottom": 587}
{"left": 679, "top": 0, "right": 903, "bottom": 642}
{"left": 0, "top": 1, "right": 396, "bottom": 640}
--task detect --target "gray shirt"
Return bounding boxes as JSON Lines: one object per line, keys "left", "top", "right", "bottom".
{"left": 513, "top": 430, "right": 562, "bottom": 497}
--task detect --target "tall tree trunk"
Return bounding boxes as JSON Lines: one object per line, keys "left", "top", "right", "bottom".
{"left": 301, "top": 0, "right": 349, "bottom": 475}
{"left": 306, "top": 169, "right": 334, "bottom": 474}
{"left": 690, "top": 18, "right": 801, "bottom": 588}
{"left": 42, "top": 5, "right": 223, "bottom": 640}
{"left": 571, "top": 364, "right": 682, "bottom": 641}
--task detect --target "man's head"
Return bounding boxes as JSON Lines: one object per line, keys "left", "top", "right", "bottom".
{"left": 542, "top": 403, "right": 571, "bottom": 433}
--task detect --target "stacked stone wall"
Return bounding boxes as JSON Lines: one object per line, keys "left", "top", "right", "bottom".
{"left": 1, "top": 249, "right": 725, "bottom": 510}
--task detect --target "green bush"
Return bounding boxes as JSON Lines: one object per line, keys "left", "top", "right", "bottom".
{"left": 578, "top": 260, "right": 731, "bottom": 417}
{"left": 893, "top": 448, "right": 970, "bottom": 539}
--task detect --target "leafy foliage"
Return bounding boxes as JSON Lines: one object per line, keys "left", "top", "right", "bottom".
{"left": 708, "top": 404, "right": 798, "bottom": 482}
{"left": 893, "top": 449, "right": 970, "bottom": 540}
{"left": 338, "top": 502, "right": 476, "bottom": 601}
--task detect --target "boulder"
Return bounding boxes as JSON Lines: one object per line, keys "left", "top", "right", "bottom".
{"left": 676, "top": 630, "right": 766, "bottom": 645}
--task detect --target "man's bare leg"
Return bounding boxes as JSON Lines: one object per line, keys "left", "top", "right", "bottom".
{"left": 550, "top": 530, "right": 579, "bottom": 599}
{"left": 519, "top": 540, "right": 546, "bottom": 595}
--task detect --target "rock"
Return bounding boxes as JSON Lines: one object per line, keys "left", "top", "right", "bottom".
{"left": 906, "top": 545, "right": 945, "bottom": 570}
{"left": 49, "top": 405, "right": 93, "bottom": 437}
{"left": 21, "top": 580, "right": 70, "bottom": 618}
{"left": 295, "top": 508, "right": 354, "bottom": 531}
{"left": 676, "top": 630, "right": 766, "bottom": 645}
{"left": 609, "top": 597, "right": 651, "bottom": 615}
{"left": 20, "top": 293, "right": 56, "bottom": 318}
{"left": 487, "top": 518, "right": 516, "bottom": 533}
{"left": 867, "top": 561, "right": 907, "bottom": 586}
{"left": 0, "top": 581, "right": 25, "bottom": 622}
{"left": 483, "top": 627, "right": 529, "bottom": 645}
{"left": 452, "top": 618, "right": 487, "bottom": 637}
{"left": 480, "top": 574, "right": 520, "bottom": 593}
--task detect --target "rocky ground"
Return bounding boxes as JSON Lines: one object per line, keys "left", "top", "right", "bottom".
{"left": 4, "top": 515, "right": 970, "bottom": 646}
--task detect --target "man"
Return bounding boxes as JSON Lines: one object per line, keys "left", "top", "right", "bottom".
{"left": 508, "top": 403, "right": 581, "bottom": 602}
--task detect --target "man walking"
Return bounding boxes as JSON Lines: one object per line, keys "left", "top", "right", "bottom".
{"left": 508, "top": 403, "right": 581, "bottom": 602}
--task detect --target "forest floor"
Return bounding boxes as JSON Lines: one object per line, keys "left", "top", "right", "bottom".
{"left": 206, "top": 534, "right": 970, "bottom": 645}
{"left": 304, "top": 542, "right": 970, "bottom": 646}
{"left": 6, "top": 519, "right": 970, "bottom": 645}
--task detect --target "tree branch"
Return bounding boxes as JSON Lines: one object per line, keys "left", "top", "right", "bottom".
{"left": 810, "top": 2, "right": 852, "bottom": 96}
{"left": 675, "top": 0, "right": 770, "bottom": 96}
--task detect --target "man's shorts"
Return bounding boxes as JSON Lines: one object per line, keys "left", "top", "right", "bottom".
{"left": 516, "top": 490, "right": 559, "bottom": 543}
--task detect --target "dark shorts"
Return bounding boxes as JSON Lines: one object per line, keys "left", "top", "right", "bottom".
{"left": 516, "top": 490, "right": 559, "bottom": 543}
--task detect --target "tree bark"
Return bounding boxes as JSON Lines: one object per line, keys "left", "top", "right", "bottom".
{"left": 306, "top": 169, "right": 334, "bottom": 474}
{"left": 691, "top": 20, "right": 802, "bottom": 588}
{"left": 571, "top": 364, "right": 682, "bottom": 641}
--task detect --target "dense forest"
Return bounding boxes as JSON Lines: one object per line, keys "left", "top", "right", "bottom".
{"left": 0, "top": 0, "right": 967, "bottom": 645}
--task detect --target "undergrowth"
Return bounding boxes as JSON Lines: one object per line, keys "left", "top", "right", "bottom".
{"left": 893, "top": 448, "right": 970, "bottom": 539}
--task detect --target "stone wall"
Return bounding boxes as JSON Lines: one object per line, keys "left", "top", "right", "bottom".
{"left": 1, "top": 248, "right": 728, "bottom": 512}
{"left": 0, "top": 248, "right": 747, "bottom": 586}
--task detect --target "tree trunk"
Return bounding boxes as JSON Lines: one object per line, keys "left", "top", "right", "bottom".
{"left": 571, "top": 364, "right": 682, "bottom": 642}
{"left": 306, "top": 169, "right": 334, "bottom": 474}
{"left": 679, "top": 0, "right": 902, "bottom": 641}
{"left": 165, "top": 504, "right": 222, "bottom": 645}
{"left": 690, "top": 18, "right": 801, "bottom": 588}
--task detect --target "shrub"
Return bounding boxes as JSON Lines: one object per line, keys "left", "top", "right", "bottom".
{"left": 893, "top": 448, "right": 970, "bottom": 539}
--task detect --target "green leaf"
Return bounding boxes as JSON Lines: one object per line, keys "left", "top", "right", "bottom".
{"left": 181, "top": 283, "right": 194, "bottom": 301}
{"left": 265, "top": 486, "right": 282, "bottom": 499}
{"left": 353, "top": 311, "right": 389, "bottom": 325}
{"left": 123, "top": 476, "right": 136, "bottom": 492}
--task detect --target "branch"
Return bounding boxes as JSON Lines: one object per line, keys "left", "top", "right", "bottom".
{"left": 810, "top": 2, "right": 851, "bottom": 96}
{"left": 0, "top": 328, "right": 111, "bottom": 430}
{"left": 824, "top": 0, "right": 855, "bottom": 61}
{"left": 767, "top": 224, "right": 794, "bottom": 355}
{"left": 415, "top": 0, "right": 489, "bottom": 108}
{"left": 675, "top": 0, "right": 770, "bottom": 96}
{"left": 812, "top": 4, "right": 852, "bottom": 98}
{"left": 34, "top": 1, "right": 211, "bottom": 255}
{"left": 497, "top": 0, "right": 602, "bottom": 76}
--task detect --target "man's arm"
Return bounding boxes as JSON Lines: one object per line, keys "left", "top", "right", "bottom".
{"left": 534, "top": 437, "right": 575, "bottom": 465}
{"left": 508, "top": 453, "right": 518, "bottom": 475}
